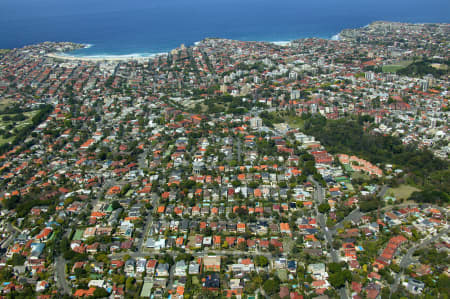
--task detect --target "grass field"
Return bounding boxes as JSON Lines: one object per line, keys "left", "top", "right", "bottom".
{"left": 382, "top": 60, "right": 414, "bottom": 73}
{"left": 276, "top": 269, "right": 288, "bottom": 282}
{"left": 387, "top": 184, "right": 421, "bottom": 200}
{"left": 382, "top": 65, "right": 405, "bottom": 73}
{"left": 0, "top": 99, "right": 15, "bottom": 111}
{"left": 285, "top": 115, "right": 305, "bottom": 130}
{"left": 431, "top": 63, "right": 448, "bottom": 71}
{"left": 0, "top": 110, "right": 38, "bottom": 146}
{"left": 265, "top": 111, "right": 305, "bottom": 130}
{"left": 192, "top": 276, "right": 200, "bottom": 286}
{"left": 0, "top": 136, "right": 14, "bottom": 145}
{"left": 282, "top": 237, "right": 294, "bottom": 254}
{"left": 72, "top": 229, "right": 84, "bottom": 241}
{"left": 350, "top": 171, "right": 370, "bottom": 181}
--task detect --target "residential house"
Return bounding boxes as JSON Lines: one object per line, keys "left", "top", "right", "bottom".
{"left": 203, "top": 256, "right": 221, "bottom": 272}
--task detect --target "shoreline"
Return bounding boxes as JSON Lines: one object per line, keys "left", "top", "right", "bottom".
{"left": 46, "top": 43, "right": 169, "bottom": 62}
{"left": 46, "top": 32, "right": 345, "bottom": 62}
{"left": 47, "top": 38, "right": 303, "bottom": 62}
{"left": 46, "top": 52, "right": 165, "bottom": 62}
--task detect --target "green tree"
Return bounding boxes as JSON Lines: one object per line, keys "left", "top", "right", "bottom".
{"left": 125, "top": 277, "right": 135, "bottom": 291}
{"left": 111, "top": 200, "right": 121, "bottom": 210}
{"left": 329, "top": 273, "right": 345, "bottom": 288}
{"left": 263, "top": 278, "right": 280, "bottom": 295}
{"left": 318, "top": 203, "right": 331, "bottom": 214}
{"left": 10, "top": 253, "right": 25, "bottom": 266}
{"left": 255, "top": 255, "right": 269, "bottom": 267}
{"left": 93, "top": 287, "right": 109, "bottom": 298}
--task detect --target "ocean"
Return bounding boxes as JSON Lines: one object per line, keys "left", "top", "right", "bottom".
{"left": 1, "top": 0, "right": 449, "bottom": 57}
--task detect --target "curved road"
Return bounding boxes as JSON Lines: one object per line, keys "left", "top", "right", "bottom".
{"left": 391, "top": 227, "right": 449, "bottom": 294}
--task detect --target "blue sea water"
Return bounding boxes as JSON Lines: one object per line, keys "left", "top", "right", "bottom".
{"left": 1, "top": 0, "right": 449, "bottom": 57}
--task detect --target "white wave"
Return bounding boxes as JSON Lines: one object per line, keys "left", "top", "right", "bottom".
{"left": 55, "top": 51, "right": 168, "bottom": 61}
{"left": 75, "top": 52, "right": 168, "bottom": 59}
{"left": 331, "top": 33, "right": 340, "bottom": 41}
{"left": 267, "top": 40, "right": 292, "bottom": 46}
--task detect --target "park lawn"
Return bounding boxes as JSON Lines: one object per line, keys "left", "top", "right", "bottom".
{"left": 350, "top": 171, "right": 370, "bottom": 181}
{"left": 0, "top": 136, "right": 14, "bottom": 146}
{"left": 192, "top": 276, "right": 200, "bottom": 287}
{"left": 282, "top": 237, "right": 294, "bottom": 254}
{"left": 382, "top": 60, "right": 414, "bottom": 73}
{"left": 206, "top": 102, "right": 227, "bottom": 113}
{"left": 388, "top": 184, "right": 421, "bottom": 200}
{"left": 431, "top": 63, "right": 448, "bottom": 71}
{"left": 197, "top": 103, "right": 209, "bottom": 113}
{"left": 0, "top": 110, "right": 39, "bottom": 145}
{"left": 276, "top": 269, "right": 288, "bottom": 282}
{"left": 344, "top": 182, "right": 354, "bottom": 192}
{"left": 0, "top": 111, "right": 36, "bottom": 128}
{"left": 187, "top": 236, "right": 196, "bottom": 249}
{"left": 382, "top": 65, "right": 404, "bottom": 73}
{"left": 285, "top": 115, "right": 305, "bottom": 130}
{"left": 72, "top": 229, "right": 84, "bottom": 241}
{"left": 267, "top": 112, "right": 305, "bottom": 130}
{"left": 0, "top": 98, "right": 15, "bottom": 111}
{"left": 24, "top": 110, "right": 38, "bottom": 118}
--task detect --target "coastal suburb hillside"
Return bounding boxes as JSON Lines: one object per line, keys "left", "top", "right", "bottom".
{"left": 0, "top": 21, "right": 448, "bottom": 299}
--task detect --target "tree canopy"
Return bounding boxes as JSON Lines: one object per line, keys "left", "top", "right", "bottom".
{"left": 302, "top": 114, "right": 449, "bottom": 204}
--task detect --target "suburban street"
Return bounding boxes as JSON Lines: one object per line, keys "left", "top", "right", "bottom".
{"left": 110, "top": 249, "right": 276, "bottom": 260}
{"left": 55, "top": 255, "right": 71, "bottom": 294}
{"left": 0, "top": 223, "right": 20, "bottom": 251}
{"left": 54, "top": 170, "right": 119, "bottom": 295}
{"left": 137, "top": 194, "right": 158, "bottom": 254}
{"left": 331, "top": 208, "right": 362, "bottom": 235}
{"left": 377, "top": 185, "right": 389, "bottom": 199}
{"left": 54, "top": 226, "right": 74, "bottom": 295}
{"left": 331, "top": 185, "right": 387, "bottom": 234}
{"left": 308, "top": 176, "right": 348, "bottom": 299}
{"left": 391, "top": 227, "right": 450, "bottom": 293}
